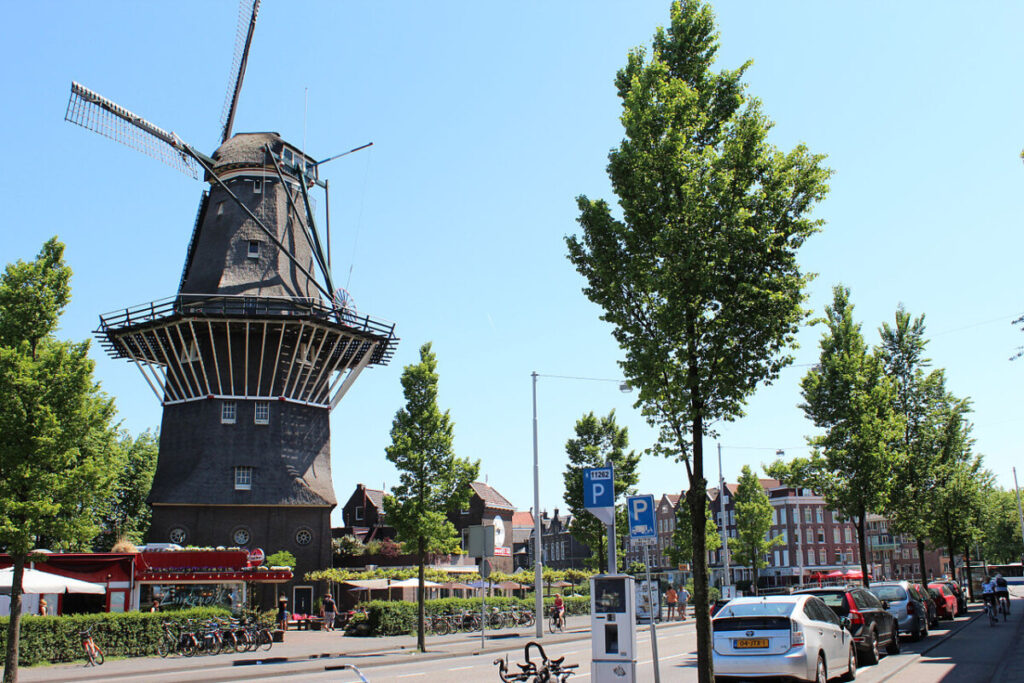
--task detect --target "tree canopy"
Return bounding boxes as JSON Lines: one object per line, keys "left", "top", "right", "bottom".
{"left": 382, "top": 342, "right": 479, "bottom": 651}
{"left": 566, "top": 2, "right": 830, "bottom": 678}
{"left": 562, "top": 410, "right": 640, "bottom": 572}
{"left": 93, "top": 429, "right": 159, "bottom": 551}
{"left": 768, "top": 285, "right": 902, "bottom": 587}
{"left": 0, "top": 238, "right": 122, "bottom": 683}
{"left": 728, "top": 466, "right": 784, "bottom": 595}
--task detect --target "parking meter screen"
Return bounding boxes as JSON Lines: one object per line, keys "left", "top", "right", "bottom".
{"left": 594, "top": 578, "right": 626, "bottom": 614}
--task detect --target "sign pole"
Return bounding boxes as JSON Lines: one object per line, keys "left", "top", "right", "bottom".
{"left": 481, "top": 568, "right": 486, "bottom": 650}
{"left": 643, "top": 542, "right": 661, "bottom": 683}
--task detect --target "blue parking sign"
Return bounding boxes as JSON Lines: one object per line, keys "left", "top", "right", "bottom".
{"left": 627, "top": 495, "right": 656, "bottom": 540}
{"left": 583, "top": 467, "right": 615, "bottom": 509}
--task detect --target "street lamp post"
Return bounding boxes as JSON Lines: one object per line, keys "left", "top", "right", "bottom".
{"left": 530, "top": 371, "right": 632, "bottom": 638}
{"left": 532, "top": 371, "right": 543, "bottom": 638}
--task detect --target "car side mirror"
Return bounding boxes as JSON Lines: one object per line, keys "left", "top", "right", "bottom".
{"left": 839, "top": 616, "right": 852, "bottom": 630}
{"left": 881, "top": 600, "right": 889, "bottom": 610}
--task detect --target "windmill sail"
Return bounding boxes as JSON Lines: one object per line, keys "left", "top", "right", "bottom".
{"left": 220, "top": 0, "right": 261, "bottom": 143}
{"left": 65, "top": 82, "right": 199, "bottom": 179}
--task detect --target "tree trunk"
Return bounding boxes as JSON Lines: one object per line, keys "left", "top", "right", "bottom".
{"left": 3, "top": 553, "right": 26, "bottom": 683}
{"left": 751, "top": 561, "right": 759, "bottom": 596}
{"left": 916, "top": 538, "right": 928, "bottom": 583}
{"left": 856, "top": 512, "right": 871, "bottom": 588}
{"left": 416, "top": 537, "right": 426, "bottom": 652}
{"left": 963, "top": 543, "right": 974, "bottom": 602}
{"left": 689, "top": 416, "right": 712, "bottom": 683}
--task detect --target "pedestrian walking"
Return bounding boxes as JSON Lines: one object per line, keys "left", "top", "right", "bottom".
{"left": 277, "top": 596, "right": 290, "bottom": 631}
{"left": 322, "top": 592, "right": 337, "bottom": 631}
{"left": 679, "top": 586, "right": 690, "bottom": 620}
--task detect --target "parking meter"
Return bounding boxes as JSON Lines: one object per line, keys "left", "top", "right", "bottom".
{"left": 591, "top": 574, "right": 637, "bottom": 682}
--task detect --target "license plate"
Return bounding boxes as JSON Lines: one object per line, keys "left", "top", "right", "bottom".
{"left": 735, "top": 638, "right": 769, "bottom": 649}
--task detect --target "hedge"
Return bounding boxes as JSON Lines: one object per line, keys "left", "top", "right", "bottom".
{"left": 0, "top": 607, "right": 230, "bottom": 667}
{"left": 345, "top": 596, "right": 590, "bottom": 637}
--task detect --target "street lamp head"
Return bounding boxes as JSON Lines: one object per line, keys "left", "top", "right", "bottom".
{"left": 619, "top": 381, "right": 633, "bottom": 393}
{"left": 776, "top": 449, "right": 785, "bottom": 457}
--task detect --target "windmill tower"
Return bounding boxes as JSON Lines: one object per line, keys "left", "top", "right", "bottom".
{"left": 66, "top": 0, "right": 397, "bottom": 596}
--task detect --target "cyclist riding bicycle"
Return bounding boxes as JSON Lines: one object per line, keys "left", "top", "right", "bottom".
{"left": 553, "top": 594, "right": 565, "bottom": 629}
{"left": 994, "top": 573, "right": 1010, "bottom": 614}
{"left": 982, "top": 577, "right": 998, "bottom": 620}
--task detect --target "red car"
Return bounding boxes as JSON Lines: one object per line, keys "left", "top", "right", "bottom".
{"left": 927, "top": 583, "right": 958, "bottom": 620}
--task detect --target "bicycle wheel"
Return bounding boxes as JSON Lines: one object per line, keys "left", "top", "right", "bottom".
{"left": 182, "top": 636, "right": 198, "bottom": 657}
{"left": 259, "top": 628, "right": 273, "bottom": 652}
{"left": 157, "top": 635, "right": 171, "bottom": 658}
{"left": 435, "top": 618, "right": 450, "bottom": 636}
{"left": 88, "top": 643, "right": 105, "bottom": 666}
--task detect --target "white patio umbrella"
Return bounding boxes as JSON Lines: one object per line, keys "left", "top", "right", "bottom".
{"left": 0, "top": 567, "right": 106, "bottom": 595}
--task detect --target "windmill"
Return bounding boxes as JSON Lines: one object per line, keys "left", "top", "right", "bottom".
{"left": 66, "top": 0, "right": 397, "bottom": 604}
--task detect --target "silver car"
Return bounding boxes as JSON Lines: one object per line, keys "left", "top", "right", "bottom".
{"left": 712, "top": 595, "right": 858, "bottom": 682}
{"left": 867, "top": 581, "right": 929, "bottom": 641}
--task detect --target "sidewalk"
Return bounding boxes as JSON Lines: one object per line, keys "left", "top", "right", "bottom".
{"left": 15, "top": 614, "right": 644, "bottom": 682}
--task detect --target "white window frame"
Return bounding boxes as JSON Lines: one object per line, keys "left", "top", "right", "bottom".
{"left": 253, "top": 179, "right": 262, "bottom": 194}
{"left": 355, "top": 505, "right": 364, "bottom": 521}
{"left": 254, "top": 400, "right": 270, "bottom": 425}
{"left": 234, "top": 466, "right": 252, "bottom": 491}
{"left": 221, "top": 401, "right": 237, "bottom": 424}
{"left": 248, "top": 240, "right": 260, "bottom": 259}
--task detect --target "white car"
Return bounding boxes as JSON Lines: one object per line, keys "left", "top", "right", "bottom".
{"left": 712, "top": 594, "right": 857, "bottom": 682}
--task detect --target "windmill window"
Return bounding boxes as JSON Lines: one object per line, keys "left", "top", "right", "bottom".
{"left": 283, "top": 148, "right": 294, "bottom": 166}
{"left": 248, "top": 241, "right": 260, "bottom": 259}
{"left": 253, "top": 179, "right": 262, "bottom": 194}
{"left": 354, "top": 506, "right": 364, "bottom": 521}
{"left": 216, "top": 201, "right": 225, "bottom": 216}
{"left": 221, "top": 401, "right": 237, "bottom": 424}
{"left": 234, "top": 466, "right": 252, "bottom": 491}
{"left": 254, "top": 401, "right": 270, "bottom": 425}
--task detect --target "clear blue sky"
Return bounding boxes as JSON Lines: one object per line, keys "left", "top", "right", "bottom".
{"left": 3, "top": 2, "right": 1021, "bottom": 526}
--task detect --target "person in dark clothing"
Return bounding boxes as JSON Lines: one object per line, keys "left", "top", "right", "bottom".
{"left": 277, "top": 597, "right": 289, "bottom": 631}
{"left": 322, "top": 593, "right": 337, "bottom": 631}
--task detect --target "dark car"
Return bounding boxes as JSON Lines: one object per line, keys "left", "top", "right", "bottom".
{"left": 869, "top": 581, "right": 930, "bottom": 640}
{"left": 794, "top": 585, "right": 900, "bottom": 665}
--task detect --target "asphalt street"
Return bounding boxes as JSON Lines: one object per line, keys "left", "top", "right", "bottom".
{"left": 12, "top": 590, "right": 1023, "bottom": 682}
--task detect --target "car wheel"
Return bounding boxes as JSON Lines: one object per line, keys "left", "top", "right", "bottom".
{"left": 841, "top": 646, "right": 858, "bottom": 681}
{"left": 885, "top": 628, "right": 901, "bottom": 655}
{"left": 814, "top": 654, "right": 827, "bottom": 683}
{"left": 862, "top": 628, "right": 880, "bottom": 666}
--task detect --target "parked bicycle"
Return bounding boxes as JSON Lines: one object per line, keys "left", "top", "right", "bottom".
{"left": 494, "top": 641, "right": 577, "bottom": 682}
{"left": 80, "top": 626, "right": 105, "bottom": 666}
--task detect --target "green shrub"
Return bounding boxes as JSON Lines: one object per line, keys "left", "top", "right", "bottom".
{"left": 0, "top": 607, "right": 230, "bottom": 667}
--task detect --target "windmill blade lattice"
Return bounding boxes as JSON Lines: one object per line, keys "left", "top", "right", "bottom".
{"left": 65, "top": 82, "right": 198, "bottom": 179}
{"left": 220, "top": 0, "right": 261, "bottom": 143}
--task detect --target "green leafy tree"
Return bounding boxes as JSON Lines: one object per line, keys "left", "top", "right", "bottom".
{"left": 382, "top": 342, "right": 479, "bottom": 651}
{"left": 727, "top": 466, "right": 784, "bottom": 595}
{"left": 0, "top": 238, "right": 121, "bottom": 683}
{"left": 566, "top": 3, "right": 830, "bottom": 678}
{"left": 93, "top": 429, "right": 159, "bottom": 550}
{"left": 666, "top": 494, "right": 721, "bottom": 569}
{"left": 767, "top": 285, "right": 902, "bottom": 588}
{"left": 980, "top": 488, "right": 1024, "bottom": 564}
{"left": 562, "top": 411, "right": 640, "bottom": 572}
{"left": 877, "top": 307, "right": 953, "bottom": 581}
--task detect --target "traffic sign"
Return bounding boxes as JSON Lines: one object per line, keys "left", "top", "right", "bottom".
{"left": 584, "top": 467, "right": 614, "bottom": 508}
{"left": 584, "top": 466, "right": 616, "bottom": 525}
{"left": 626, "top": 495, "right": 656, "bottom": 540}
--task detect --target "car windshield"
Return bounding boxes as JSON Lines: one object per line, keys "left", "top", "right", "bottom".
{"left": 810, "top": 593, "right": 845, "bottom": 607}
{"left": 717, "top": 601, "right": 795, "bottom": 618}
{"left": 870, "top": 586, "right": 907, "bottom": 602}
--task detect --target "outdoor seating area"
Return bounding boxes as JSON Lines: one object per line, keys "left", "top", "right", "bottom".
{"left": 287, "top": 614, "right": 325, "bottom": 631}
